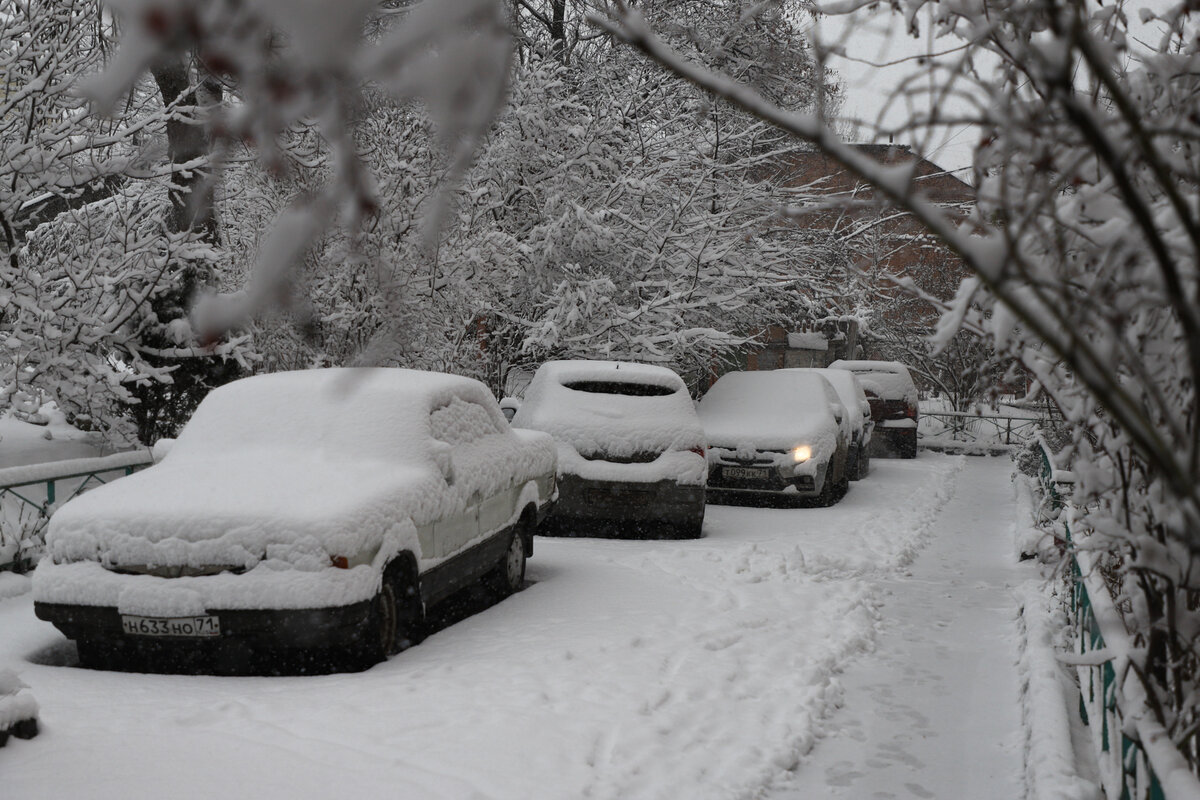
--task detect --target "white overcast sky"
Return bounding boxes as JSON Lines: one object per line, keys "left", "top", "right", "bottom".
{"left": 812, "top": 6, "right": 989, "bottom": 178}
{"left": 810, "top": 1, "right": 1173, "bottom": 179}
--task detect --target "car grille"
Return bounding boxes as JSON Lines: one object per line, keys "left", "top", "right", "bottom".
{"left": 709, "top": 447, "right": 786, "bottom": 466}
{"left": 106, "top": 564, "right": 247, "bottom": 578}
{"left": 579, "top": 450, "right": 663, "bottom": 464}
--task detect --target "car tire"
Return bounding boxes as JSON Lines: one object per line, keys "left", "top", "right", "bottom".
{"left": 484, "top": 525, "right": 527, "bottom": 598}
{"left": 901, "top": 430, "right": 918, "bottom": 459}
{"left": 857, "top": 445, "right": 871, "bottom": 479}
{"left": 364, "top": 564, "right": 424, "bottom": 665}
{"left": 815, "top": 466, "right": 839, "bottom": 507}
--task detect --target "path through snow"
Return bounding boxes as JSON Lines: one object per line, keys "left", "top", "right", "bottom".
{"left": 0, "top": 453, "right": 1030, "bottom": 799}
{"left": 772, "top": 455, "right": 1024, "bottom": 799}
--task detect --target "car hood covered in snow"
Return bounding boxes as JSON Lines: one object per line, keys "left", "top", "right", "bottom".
{"left": 698, "top": 371, "right": 839, "bottom": 457}
{"left": 45, "top": 454, "right": 442, "bottom": 569}
{"left": 41, "top": 368, "right": 553, "bottom": 570}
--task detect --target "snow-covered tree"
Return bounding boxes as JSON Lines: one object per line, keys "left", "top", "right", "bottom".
{"left": 598, "top": 0, "right": 1200, "bottom": 775}
{"left": 0, "top": 0, "right": 262, "bottom": 443}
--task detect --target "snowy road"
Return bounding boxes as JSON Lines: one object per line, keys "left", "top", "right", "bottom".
{"left": 0, "top": 454, "right": 1025, "bottom": 799}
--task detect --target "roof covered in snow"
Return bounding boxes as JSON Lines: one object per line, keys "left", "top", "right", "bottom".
{"left": 829, "top": 360, "right": 919, "bottom": 404}
{"left": 512, "top": 360, "right": 704, "bottom": 459}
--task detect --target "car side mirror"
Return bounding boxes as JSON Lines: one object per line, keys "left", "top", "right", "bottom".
{"left": 499, "top": 397, "right": 521, "bottom": 423}
{"left": 430, "top": 440, "right": 456, "bottom": 485}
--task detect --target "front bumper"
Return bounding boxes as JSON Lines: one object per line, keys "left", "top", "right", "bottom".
{"left": 32, "top": 559, "right": 381, "bottom": 650}
{"left": 706, "top": 460, "right": 829, "bottom": 498}
{"left": 34, "top": 599, "right": 371, "bottom": 649}
{"left": 552, "top": 475, "right": 705, "bottom": 525}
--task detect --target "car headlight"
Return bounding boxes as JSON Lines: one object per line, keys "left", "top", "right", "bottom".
{"left": 791, "top": 445, "right": 812, "bottom": 463}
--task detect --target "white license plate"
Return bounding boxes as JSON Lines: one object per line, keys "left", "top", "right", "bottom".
{"left": 121, "top": 614, "right": 220, "bottom": 638}
{"left": 724, "top": 466, "right": 768, "bottom": 480}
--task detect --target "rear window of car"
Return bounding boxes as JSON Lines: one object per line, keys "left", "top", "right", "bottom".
{"left": 560, "top": 380, "right": 676, "bottom": 397}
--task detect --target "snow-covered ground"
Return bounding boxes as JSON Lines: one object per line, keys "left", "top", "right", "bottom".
{"left": 771, "top": 455, "right": 1025, "bottom": 799}
{"left": 0, "top": 452, "right": 1046, "bottom": 799}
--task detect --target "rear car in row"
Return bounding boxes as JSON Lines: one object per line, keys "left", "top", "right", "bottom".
{"left": 829, "top": 360, "right": 920, "bottom": 458}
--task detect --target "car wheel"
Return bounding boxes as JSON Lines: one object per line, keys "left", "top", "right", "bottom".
{"left": 485, "top": 526, "right": 527, "bottom": 598}
{"left": 857, "top": 445, "right": 871, "bottom": 479}
{"left": 368, "top": 578, "right": 399, "bottom": 660}
{"left": 363, "top": 564, "right": 424, "bottom": 665}
{"left": 815, "top": 466, "right": 838, "bottom": 507}
{"left": 901, "top": 430, "right": 918, "bottom": 459}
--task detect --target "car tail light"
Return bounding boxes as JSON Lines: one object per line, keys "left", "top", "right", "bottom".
{"left": 688, "top": 445, "right": 706, "bottom": 457}
{"left": 330, "top": 555, "right": 349, "bottom": 569}
{"left": 905, "top": 406, "right": 917, "bottom": 418}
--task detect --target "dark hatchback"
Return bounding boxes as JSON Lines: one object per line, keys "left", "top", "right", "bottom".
{"left": 511, "top": 360, "right": 708, "bottom": 538}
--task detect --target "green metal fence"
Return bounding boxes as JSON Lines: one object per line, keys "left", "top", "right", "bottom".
{"left": 0, "top": 450, "right": 154, "bottom": 571}
{"left": 1037, "top": 438, "right": 1180, "bottom": 800}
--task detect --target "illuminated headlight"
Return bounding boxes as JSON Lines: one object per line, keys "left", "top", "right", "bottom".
{"left": 791, "top": 445, "right": 813, "bottom": 463}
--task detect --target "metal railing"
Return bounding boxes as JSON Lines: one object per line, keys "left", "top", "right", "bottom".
{"left": 923, "top": 410, "right": 1046, "bottom": 445}
{"left": 0, "top": 450, "right": 154, "bottom": 571}
{"left": 1037, "top": 438, "right": 1196, "bottom": 800}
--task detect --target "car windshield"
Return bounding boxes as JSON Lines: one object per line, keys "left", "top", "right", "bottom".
{"left": 561, "top": 380, "right": 676, "bottom": 397}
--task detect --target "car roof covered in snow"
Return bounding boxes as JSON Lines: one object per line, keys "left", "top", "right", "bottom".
{"left": 170, "top": 367, "right": 504, "bottom": 464}
{"left": 788, "top": 368, "right": 869, "bottom": 411}
{"left": 697, "top": 370, "right": 840, "bottom": 451}
{"left": 512, "top": 360, "right": 703, "bottom": 456}
{"left": 828, "top": 360, "right": 918, "bottom": 404}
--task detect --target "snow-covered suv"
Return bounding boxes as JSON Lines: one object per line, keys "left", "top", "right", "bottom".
{"left": 33, "top": 368, "right": 556, "bottom": 670}
{"left": 512, "top": 360, "right": 707, "bottom": 538}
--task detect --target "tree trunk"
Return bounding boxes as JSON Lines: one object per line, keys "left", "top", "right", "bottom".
{"left": 549, "top": 0, "right": 566, "bottom": 62}
{"left": 151, "top": 59, "right": 220, "bottom": 244}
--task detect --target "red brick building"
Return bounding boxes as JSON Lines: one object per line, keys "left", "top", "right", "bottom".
{"left": 738, "top": 144, "right": 975, "bottom": 374}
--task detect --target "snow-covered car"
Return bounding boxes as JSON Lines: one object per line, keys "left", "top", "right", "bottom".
{"left": 33, "top": 368, "right": 557, "bottom": 670}
{"left": 786, "top": 368, "right": 874, "bottom": 479}
{"left": 698, "top": 370, "right": 851, "bottom": 506}
{"left": 830, "top": 360, "right": 919, "bottom": 458}
{"left": 511, "top": 360, "right": 707, "bottom": 538}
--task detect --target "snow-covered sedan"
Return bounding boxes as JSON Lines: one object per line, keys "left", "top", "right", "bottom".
{"left": 699, "top": 370, "right": 850, "bottom": 506}
{"left": 511, "top": 360, "right": 707, "bottom": 538}
{"left": 787, "top": 368, "right": 874, "bottom": 479}
{"left": 830, "top": 359, "right": 920, "bottom": 458}
{"left": 33, "top": 368, "right": 556, "bottom": 670}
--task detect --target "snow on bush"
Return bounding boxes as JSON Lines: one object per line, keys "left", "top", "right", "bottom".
{"left": 0, "top": 669, "right": 37, "bottom": 732}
